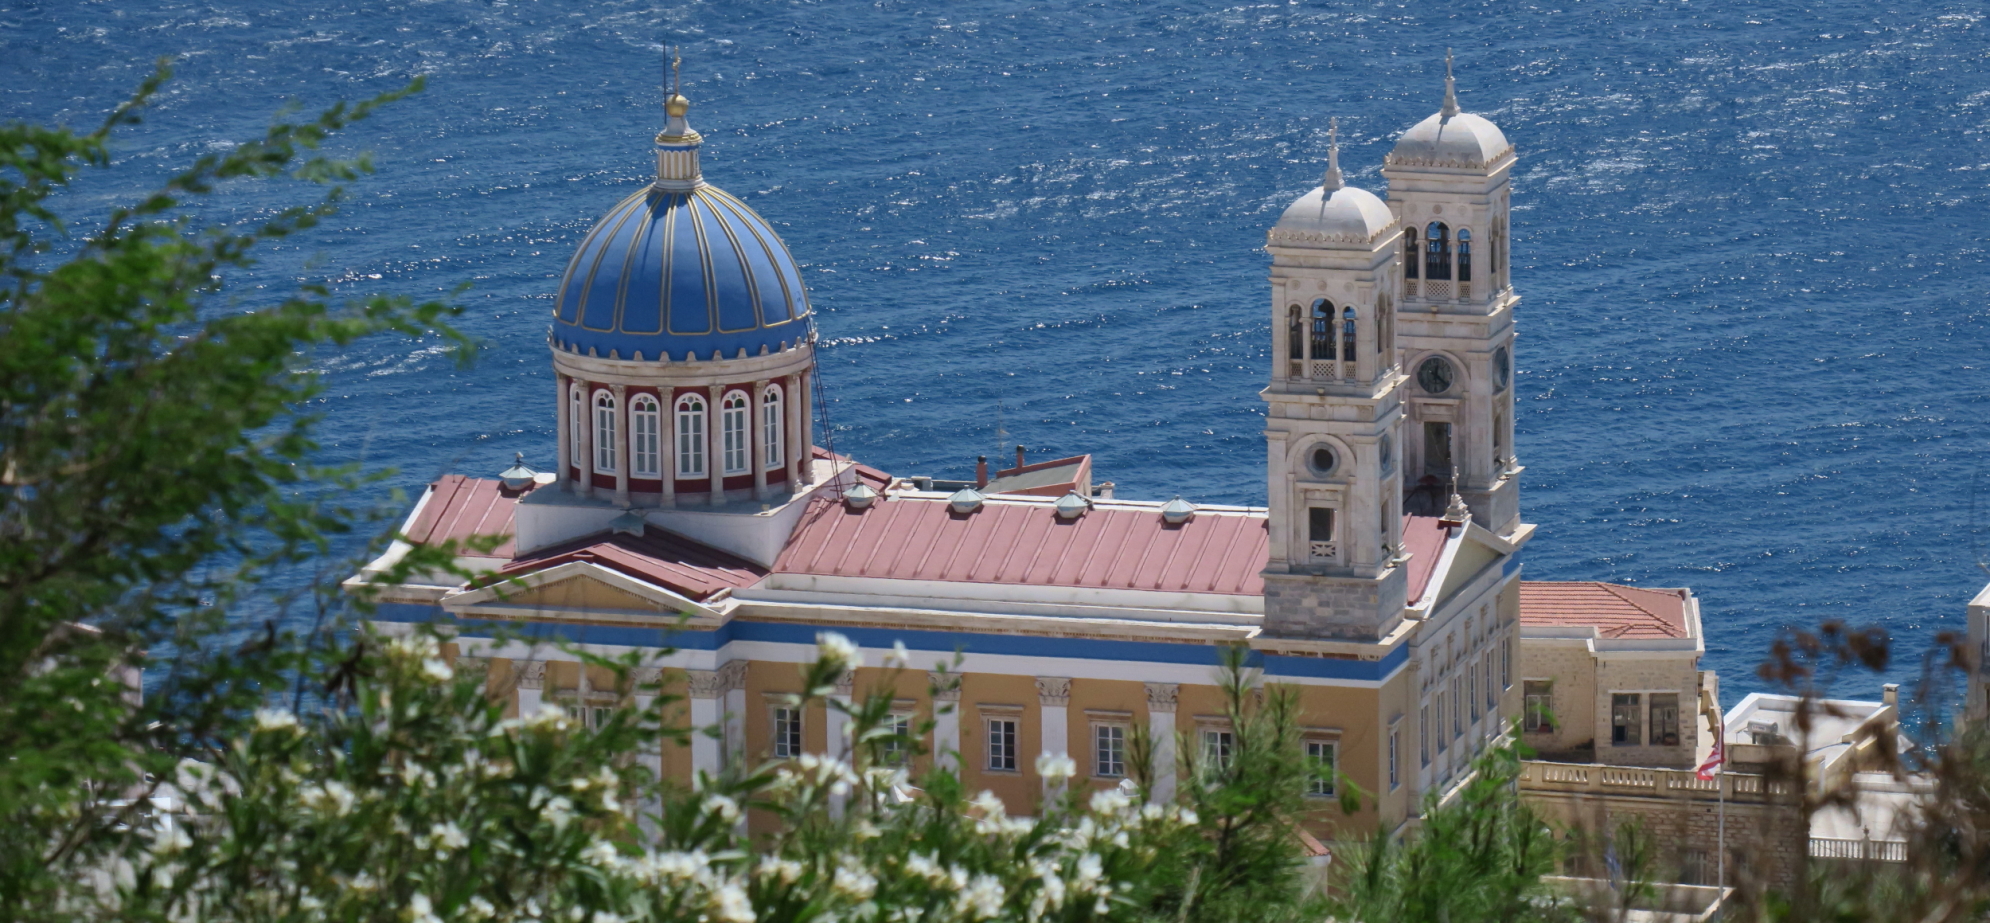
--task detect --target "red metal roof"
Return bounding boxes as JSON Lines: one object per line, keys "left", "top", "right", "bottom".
{"left": 773, "top": 496, "right": 1270, "bottom": 596}
{"left": 492, "top": 530, "right": 767, "bottom": 603}
{"left": 1519, "top": 581, "right": 1691, "bottom": 639}
{"left": 1400, "top": 515, "right": 1453, "bottom": 603}
{"left": 404, "top": 475, "right": 522, "bottom": 558}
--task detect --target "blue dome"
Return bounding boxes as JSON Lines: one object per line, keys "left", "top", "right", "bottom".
{"left": 553, "top": 184, "right": 812, "bottom": 361}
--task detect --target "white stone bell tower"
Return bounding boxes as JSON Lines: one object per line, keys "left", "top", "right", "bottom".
{"left": 1383, "top": 52, "right": 1524, "bottom": 537}
{"left": 1261, "top": 122, "right": 1412, "bottom": 642}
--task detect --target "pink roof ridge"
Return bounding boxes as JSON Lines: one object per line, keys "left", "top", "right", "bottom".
{"left": 1518, "top": 581, "right": 1691, "bottom": 639}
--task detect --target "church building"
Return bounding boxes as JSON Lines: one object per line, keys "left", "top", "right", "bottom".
{"left": 359, "top": 60, "right": 1534, "bottom": 839}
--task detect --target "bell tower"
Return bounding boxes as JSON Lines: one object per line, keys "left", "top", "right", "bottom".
{"left": 1383, "top": 52, "right": 1524, "bottom": 537}
{"left": 1261, "top": 122, "right": 1411, "bottom": 642}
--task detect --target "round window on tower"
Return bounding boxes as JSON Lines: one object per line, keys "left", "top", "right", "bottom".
{"left": 1379, "top": 434, "right": 1394, "bottom": 475}
{"left": 1494, "top": 346, "right": 1511, "bottom": 392}
{"left": 1417, "top": 356, "right": 1456, "bottom": 395}
{"left": 1308, "top": 445, "right": 1338, "bottom": 477}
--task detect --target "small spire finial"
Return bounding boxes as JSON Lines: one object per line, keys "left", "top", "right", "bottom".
{"left": 1441, "top": 464, "right": 1471, "bottom": 525}
{"left": 1440, "top": 48, "right": 1460, "bottom": 119}
{"left": 1322, "top": 117, "right": 1343, "bottom": 192}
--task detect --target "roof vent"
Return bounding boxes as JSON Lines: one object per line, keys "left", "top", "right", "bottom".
{"left": 498, "top": 452, "right": 539, "bottom": 492}
{"left": 844, "top": 482, "right": 879, "bottom": 511}
{"left": 948, "top": 486, "right": 985, "bottom": 515}
{"left": 1054, "top": 491, "right": 1090, "bottom": 521}
{"left": 1161, "top": 496, "right": 1195, "bottom": 526}
{"left": 610, "top": 511, "right": 647, "bottom": 537}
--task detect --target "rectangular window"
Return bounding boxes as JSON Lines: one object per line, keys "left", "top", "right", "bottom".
{"left": 1524, "top": 681, "right": 1554, "bottom": 732}
{"left": 1423, "top": 421, "right": 1453, "bottom": 478}
{"left": 1504, "top": 634, "right": 1514, "bottom": 689}
{"left": 1308, "top": 507, "right": 1335, "bottom": 542}
{"left": 1388, "top": 727, "right": 1400, "bottom": 790}
{"left": 1485, "top": 651, "right": 1498, "bottom": 711}
{"left": 1202, "top": 729, "right": 1234, "bottom": 772}
{"left": 677, "top": 402, "right": 705, "bottom": 477}
{"left": 1611, "top": 693, "right": 1643, "bottom": 746}
{"left": 1094, "top": 724, "right": 1127, "bottom": 778}
{"left": 1436, "top": 698, "right": 1448, "bottom": 753}
{"left": 1468, "top": 664, "right": 1481, "bottom": 722}
{"left": 986, "top": 718, "right": 1018, "bottom": 771}
{"left": 1452, "top": 681, "right": 1463, "bottom": 738}
{"left": 1420, "top": 704, "right": 1430, "bottom": 766}
{"left": 882, "top": 713, "right": 912, "bottom": 766}
{"left": 1305, "top": 740, "right": 1337, "bottom": 796}
{"left": 1649, "top": 693, "right": 1682, "bottom": 747}
{"left": 772, "top": 706, "right": 803, "bottom": 758}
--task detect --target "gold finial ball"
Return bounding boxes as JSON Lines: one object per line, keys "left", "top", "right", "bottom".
{"left": 666, "top": 93, "right": 691, "bottom": 118}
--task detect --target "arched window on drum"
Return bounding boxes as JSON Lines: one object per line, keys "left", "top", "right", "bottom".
{"left": 1288, "top": 304, "right": 1304, "bottom": 361}
{"left": 1404, "top": 226, "right": 1419, "bottom": 280}
{"left": 1424, "top": 222, "right": 1451, "bottom": 281}
{"left": 721, "top": 391, "right": 751, "bottom": 476}
{"left": 761, "top": 385, "right": 785, "bottom": 472}
{"left": 1341, "top": 306, "right": 1358, "bottom": 361}
{"left": 630, "top": 395, "right": 661, "bottom": 478}
{"left": 593, "top": 390, "right": 618, "bottom": 474}
{"left": 675, "top": 394, "right": 706, "bottom": 478}
{"left": 1311, "top": 300, "right": 1336, "bottom": 369}
{"left": 569, "top": 383, "right": 585, "bottom": 468}
{"left": 1456, "top": 228, "right": 1472, "bottom": 283}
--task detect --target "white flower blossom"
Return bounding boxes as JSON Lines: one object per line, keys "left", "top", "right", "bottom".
{"left": 300, "top": 781, "right": 355, "bottom": 817}
{"left": 1035, "top": 753, "right": 1077, "bottom": 784}
{"left": 816, "top": 631, "right": 861, "bottom": 673}
{"left": 467, "top": 896, "right": 497, "bottom": 920}
{"left": 421, "top": 657, "right": 454, "bottom": 683}
{"left": 883, "top": 640, "right": 912, "bottom": 669}
{"left": 833, "top": 864, "right": 878, "bottom": 901}
{"left": 426, "top": 821, "right": 468, "bottom": 854}
{"left": 407, "top": 893, "right": 443, "bottom": 923}
{"left": 1073, "top": 853, "right": 1104, "bottom": 890}
{"left": 149, "top": 822, "right": 191, "bottom": 856}
{"left": 653, "top": 850, "right": 712, "bottom": 882}
{"left": 583, "top": 841, "right": 621, "bottom": 867}
{"left": 524, "top": 703, "right": 571, "bottom": 732}
{"left": 712, "top": 882, "right": 756, "bottom": 923}
{"left": 756, "top": 856, "right": 803, "bottom": 884}
{"left": 955, "top": 873, "right": 1005, "bottom": 920}
{"left": 703, "top": 793, "right": 741, "bottom": 822}
{"left": 252, "top": 708, "right": 299, "bottom": 734}
{"left": 540, "top": 795, "right": 575, "bottom": 831}
{"left": 1088, "top": 788, "right": 1130, "bottom": 816}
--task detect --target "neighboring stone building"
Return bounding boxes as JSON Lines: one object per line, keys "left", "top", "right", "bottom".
{"left": 1516, "top": 581, "right": 1709, "bottom": 769}
{"left": 355, "top": 59, "right": 1538, "bottom": 843}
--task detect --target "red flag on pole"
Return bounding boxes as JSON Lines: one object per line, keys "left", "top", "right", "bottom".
{"left": 1696, "top": 730, "right": 1725, "bottom": 780}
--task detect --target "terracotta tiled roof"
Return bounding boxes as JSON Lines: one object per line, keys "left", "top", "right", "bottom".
{"left": 403, "top": 475, "right": 522, "bottom": 558}
{"left": 772, "top": 495, "right": 1270, "bottom": 596}
{"left": 1519, "top": 581, "right": 1691, "bottom": 639}
{"left": 492, "top": 530, "right": 767, "bottom": 603}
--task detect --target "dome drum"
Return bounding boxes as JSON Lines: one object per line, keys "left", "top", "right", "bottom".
{"left": 557, "top": 372, "right": 813, "bottom": 510}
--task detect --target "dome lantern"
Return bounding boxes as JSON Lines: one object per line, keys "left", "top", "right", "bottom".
{"left": 654, "top": 50, "right": 704, "bottom": 192}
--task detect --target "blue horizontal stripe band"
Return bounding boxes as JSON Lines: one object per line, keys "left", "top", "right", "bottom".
{"left": 371, "top": 604, "right": 1408, "bottom": 683}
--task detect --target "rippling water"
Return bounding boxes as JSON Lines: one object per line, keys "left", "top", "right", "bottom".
{"left": 6, "top": 0, "right": 1988, "bottom": 701}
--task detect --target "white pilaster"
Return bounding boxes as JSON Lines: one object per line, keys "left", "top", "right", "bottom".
{"left": 515, "top": 659, "right": 547, "bottom": 719}
{"left": 575, "top": 381, "right": 594, "bottom": 499}
{"left": 751, "top": 380, "right": 770, "bottom": 501}
{"left": 687, "top": 668, "right": 726, "bottom": 782}
{"left": 553, "top": 374, "right": 570, "bottom": 488}
{"left": 786, "top": 372, "right": 806, "bottom": 488}
{"left": 827, "top": 670, "right": 855, "bottom": 817}
{"left": 720, "top": 660, "right": 748, "bottom": 766}
{"left": 706, "top": 383, "right": 725, "bottom": 507}
{"left": 931, "top": 671, "right": 961, "bottom": 772}
{"left": 611, "top": 383, "right": 631, "bottom": 508}
{"left": 1036, "top": 677, "right": 1071, "bottom": 798}
{"left": 1145, "top": 682, "right": 1178, "bottom": 802}
{"left": 660, "top": 388, "right": 677, "bottom": 508}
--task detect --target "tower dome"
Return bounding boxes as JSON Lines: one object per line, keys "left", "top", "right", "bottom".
{"left": 551, "top": 86, "right": 812, "bottom": 363}
{"left": 1386, "top": 51, "right": 1513, "bottom": 172}
{"left": 1268, "top": 119, "right": 1396, "bottom": 249}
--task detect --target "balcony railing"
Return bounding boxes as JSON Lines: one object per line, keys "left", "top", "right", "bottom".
{"left": 1308, "top": 541, "right": 1337, "bottom": 562}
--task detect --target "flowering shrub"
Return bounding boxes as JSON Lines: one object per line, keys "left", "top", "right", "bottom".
{"left": 91, "top": 629, "right": 1227, "bottom": 923}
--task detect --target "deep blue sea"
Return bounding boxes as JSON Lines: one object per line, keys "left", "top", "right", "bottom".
{"left": 5, "top": 0, "right": 1987, "bottom": 705}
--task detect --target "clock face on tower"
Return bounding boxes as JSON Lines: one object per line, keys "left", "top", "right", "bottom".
{"left": 1417, "top": 356, "right": 1455, "bottom": 395}
{"left": 1494, "top": 347, "right": 1511, "bottom": 392}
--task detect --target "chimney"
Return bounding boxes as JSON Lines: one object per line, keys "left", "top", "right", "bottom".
{"left": 1016, "top": 445, "right": 1027, "bottom": 470}
{"left": 1883, "top": 683, "right": 1899, "bottom": 708}
{"left": 1097, "top": 481, "right": 1115, "bottom": 500}
{"left": 976, "top": 456, "right": 988, "bottom": 488}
